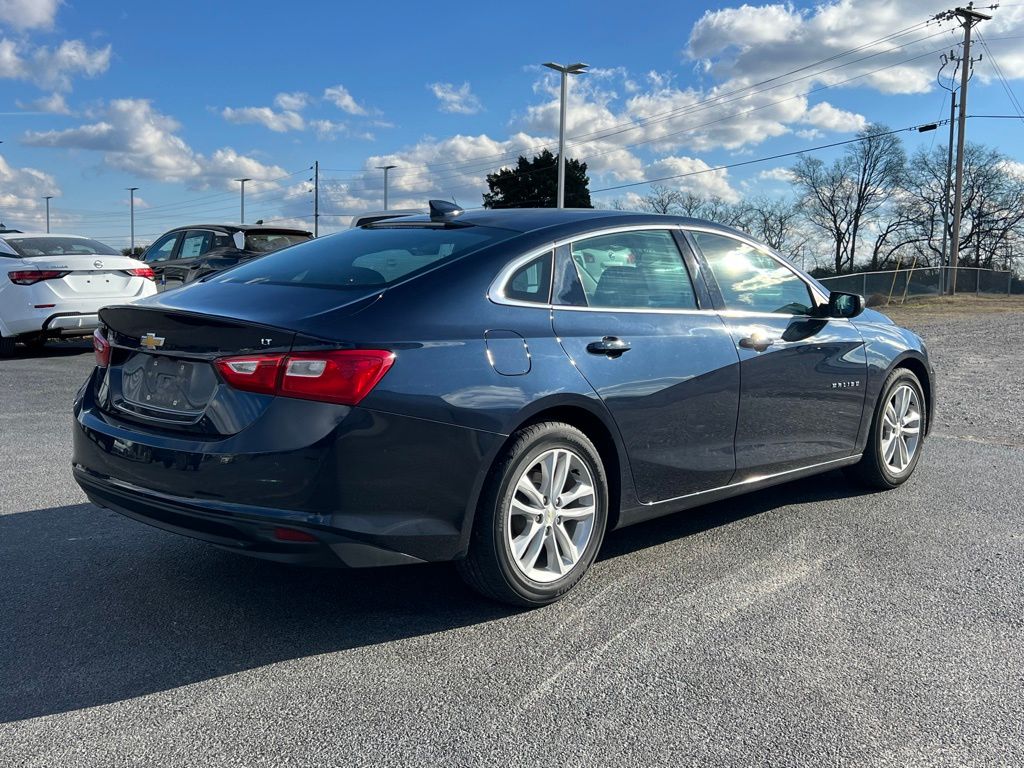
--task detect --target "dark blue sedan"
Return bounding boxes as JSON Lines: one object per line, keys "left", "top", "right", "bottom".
{"left": 73, "top": 202, "right": 934, "bottom": 606}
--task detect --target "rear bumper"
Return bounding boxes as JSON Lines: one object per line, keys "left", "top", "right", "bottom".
{"left": 75, "top": 466, "right": 426, "bottom": 567}
{"left": 72, "top": 369, "right": 506, "bottom": 567}
{"left": 44, "top": 312, "right": 100, "bottom": 335}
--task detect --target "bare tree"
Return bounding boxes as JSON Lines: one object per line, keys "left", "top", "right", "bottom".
{"left": 636, "top": 185, "right": 684, "bottom": 214}
{"left": 791, "top": 124, "right": 905, "bottom": 273}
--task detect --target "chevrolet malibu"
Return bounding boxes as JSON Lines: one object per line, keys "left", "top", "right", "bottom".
{"left": 73, "top": 203, "right": 934, "bottom": 606}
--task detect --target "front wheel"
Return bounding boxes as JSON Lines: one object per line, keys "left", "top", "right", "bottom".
{"left": 0, "top": 333, "right": 15, "bottom": 357}
{"left": 846, "top": 367, "right": 927, "bottom": 489}
{"left": 457, "top": 422, "right": 609, "bottom": 607}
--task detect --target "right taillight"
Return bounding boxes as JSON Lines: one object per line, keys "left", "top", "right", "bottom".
{"left": 214, "top": 350, "right": 394, "bottom": 406}
{"left": 125, "top": 267, "right": 156, "bottom": 280}
{"left": 93, "top": 328, "right": 111, "bottom": 367}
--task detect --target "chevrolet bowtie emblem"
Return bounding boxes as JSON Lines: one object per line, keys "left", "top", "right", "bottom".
{"left": 140, "top": 333, "right": 165, "bottom": 350}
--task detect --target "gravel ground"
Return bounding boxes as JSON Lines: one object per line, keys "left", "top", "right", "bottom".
{"left": 1, "top": 307, "right": 1022, "bottom": 767}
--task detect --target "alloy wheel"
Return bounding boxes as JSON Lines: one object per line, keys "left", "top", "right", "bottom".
{"left": 506, "top": 448, "right": 597, "bottom": 584}
{"left": 881, "top": 384, "right": 921, "bottom": 475}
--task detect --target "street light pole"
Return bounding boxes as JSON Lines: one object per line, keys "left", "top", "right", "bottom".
{"left": 543, "top": 61, "right": 588, "bottom": 208}
{"left": 126, "top": 187, "right": 139, "bottom": 252}
{"left": 43, "top": 196, "right": 53, "bottom": 233}
{"left": 235, "top": 178, "right": 251, "bottom": 223}
{"left": 376, "top": 165, "right": 396, "bottom": 210}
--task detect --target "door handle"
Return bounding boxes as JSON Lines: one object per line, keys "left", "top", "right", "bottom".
{"left": 739, "top": 334, "right": 775, "bottom": 352}
{"left": 586, "top": 336, "right": 631, "bottom": 357}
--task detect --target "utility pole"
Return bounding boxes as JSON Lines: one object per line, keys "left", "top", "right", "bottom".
{"left": 313, "top": 161, "right": 319, "bottom": 237}
{"left": 941, "top": 91, "right": 956, "bottom": 283}
{"left": 235, "top": 178, "right": 251, "bottom": 223}
{"left": 43, "top": 196, "right": 53, "bottom": 233}
{"left": 376, "top": 165, "right": 396, "bottom": 210}
{"left": 940, "top": 3, "right": 991, "bottom": 294}
{"left": 126, "top": 187, "right": 139, "bottom": 253}
{"left": 543, "top": 62, "right": 588, "bottom": 208}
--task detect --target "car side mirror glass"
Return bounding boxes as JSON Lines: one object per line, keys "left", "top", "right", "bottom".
{"left": 828, "top": 291, "right": 864, "bottom": 319}
{"left": 232, "top": 231, "right": 245, "bottom": 250}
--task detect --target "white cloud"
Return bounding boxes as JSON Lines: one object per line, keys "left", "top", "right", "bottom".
{"left": 758, "top": 166, "right": 796, "bottom": 183}
{"left": 0, "top": 0, "right": 61, "bottom": 30}
{"left": 323, "top": 84, "right": 367, "bottom": 115}
{"left": 274, "top": 91, "right": 310, "bottom": 111}
{"left": 428, "top": 82, "right": 482, "bottom": 114}
{"left": 16, "top": 91, "right": 70, "bottom": 114}
{"left": 0, "top": 153, "right": 60, "bottom": 230}
{"left": 801, "top": 102, "right": 866, "bottom": 132}
{"left": 0, "top": 38, "right": 110, "bottom": 91}
{"left": 23, "top": 99, "right": 286, "bottom": 190}
{"left": 646, "top": 156, "right": 740, "bottom": 202}
{"left": 222, "top": 105, "right": 304, "bottom": 132}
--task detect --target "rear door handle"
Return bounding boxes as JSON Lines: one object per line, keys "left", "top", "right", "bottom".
{"left": 586, "top": 336, "right": 631, "bottom": 357}
{"left": 739, "top": 334, "right": 775, "bottom": 352}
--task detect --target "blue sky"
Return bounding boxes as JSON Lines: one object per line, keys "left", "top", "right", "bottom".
{"left": 3, "top": 0, "right": 1024, "bottom": 247}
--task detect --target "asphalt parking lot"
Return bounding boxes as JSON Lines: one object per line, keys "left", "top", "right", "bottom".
{"left": 2, "top": 302, "right": 1023, "bottom": 767}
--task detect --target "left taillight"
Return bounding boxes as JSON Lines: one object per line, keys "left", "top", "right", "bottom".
{"left": 214, "top": 349, "right": 394, "bottom": 406}
{"left": 124, "top": 267, "right": 155, "bottom": 280}
{"left": 93, "top": 328, "right": 111, "bottom": 368}
{"left": 8, "top": 270, "right": 69, "bottom": 285}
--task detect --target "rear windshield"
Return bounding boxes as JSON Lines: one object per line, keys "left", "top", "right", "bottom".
{"left": 244, "top": 232, "right": 312, "bottom": 253}
{"left": 214, "top": 224, "right": 516, "bottom": 289}
{"left": 3, "top": 236, "right": 120, "bottom": 257}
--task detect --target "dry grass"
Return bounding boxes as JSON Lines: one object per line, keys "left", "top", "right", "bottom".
{"left": 878, "top": 293, "right": 1024, "bottom": 322}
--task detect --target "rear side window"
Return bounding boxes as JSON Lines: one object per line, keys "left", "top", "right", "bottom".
{"left": 180, "top": 230, "right": 214, "bottom": 259}
{"left": 245, "top": 232, "right": 311, "bottom": 253}
{"left": 691, "top": 232, "right": 813, "bottom": 315}
{"left": 569, "top": 230, "right": 698, "bottom": 310}
{"left": 3, "top": 236, "right": 120, "bottom": 257}
{"left": 215, "top": 225, "right": 516, "bottom": 289}
{"left": 504, "top": 252, "right": 551, "bottom": 303}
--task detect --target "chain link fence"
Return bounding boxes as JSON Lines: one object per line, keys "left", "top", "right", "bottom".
{"left": 817, "top": 266, "right": 1020, "bottom": 303}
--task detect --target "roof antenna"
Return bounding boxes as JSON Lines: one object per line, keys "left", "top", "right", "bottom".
{"left": 429, "top": 199, "right": 464, "bottom": 221}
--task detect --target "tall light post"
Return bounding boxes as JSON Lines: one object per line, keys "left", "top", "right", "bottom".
{"left": 376, "top": 165, "right": 396, "bottom": 210}
{"left": 126, "top": 187, "right": 139, "bottom": 252}
{"left": 235, "top": 177, "right": 251, "bottom": 223}
{"left": 543, "top": 61, "right": 588, "bottom": 209}
{"left": 43, "top": 196, "right": 54, "bottom": 233}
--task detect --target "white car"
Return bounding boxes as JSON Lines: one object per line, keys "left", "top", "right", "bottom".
{"left": 0, "top": 233, "right": 158, "bottom": 355}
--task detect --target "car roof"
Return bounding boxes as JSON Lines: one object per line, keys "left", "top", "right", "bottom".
{"left": 161, "top": 224, "right": 312, "bottom": 235}
{"left": 0, "top": 232, "right": 99, "bottom": 239}
{"left": 387, "top": 207, "right": 747, "bottom": 238}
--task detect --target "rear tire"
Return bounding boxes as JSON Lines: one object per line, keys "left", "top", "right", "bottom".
{"left": 457, "top": 422, "right": 609, "bottom": 608}
{"left": 845, "top": 367, "right": 927, "bottom": 489}
{"left": 0, "top": 334, "right": 15, "bottom": 357}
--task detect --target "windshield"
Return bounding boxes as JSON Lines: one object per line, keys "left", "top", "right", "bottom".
{"left": 4, "top": 236, "right": 121, "bottom": 258}
{"left": 244, "top": 232, "right": 312, "bottom": 253}
{"left": 214, "top": 224, "right": 516, "bottom": 289}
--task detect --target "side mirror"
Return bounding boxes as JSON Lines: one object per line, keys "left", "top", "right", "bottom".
{"left": 232, "top": 231, "right": 246, "bottom": 250}
{"left": 828, "top": 291, "right": 865, "bottom": 319}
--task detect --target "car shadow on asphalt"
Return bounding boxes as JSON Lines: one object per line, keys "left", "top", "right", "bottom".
{"left": 0, "top": 471, "right": 876, "bottom": 723}
{"left": 7, "top": 339, "right": 93, "bottom": 359}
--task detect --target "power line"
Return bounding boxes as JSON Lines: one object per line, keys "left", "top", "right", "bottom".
{"left": 975, "top": 32, "right": 1024, "bottom": 124}
{"left": 589, "top": 122, "right": 944, "bottom": 194}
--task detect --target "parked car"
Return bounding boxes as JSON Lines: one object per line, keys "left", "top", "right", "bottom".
{"left": 0, "top": 233, "right": 156, "bottom": 355}
{"left": 141, "top": 224, "right": 312, "bottom": 290}
{"left": 73, "top": 203, "right": 934, "bottom": 606}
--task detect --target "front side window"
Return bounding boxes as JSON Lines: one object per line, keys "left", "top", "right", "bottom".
{"left": 569, "top": 230, "right": 697, "bottom": 310}
{"left": 504, "top": 252, "right": 552, "bottom": 303}
{"left": 214, "top": 224, "right": 516, "bottom": 289}
{"left": 4, "top": 236, "right": 120, "bottom": 257}
{"left": 691, "top": 231, "right": 814, "bottom": 315}
{"left": 145, "top": 233, "right": 180, "bottom": 263}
